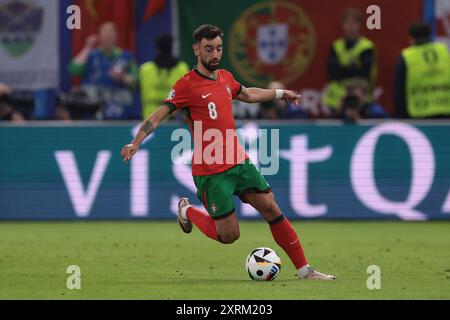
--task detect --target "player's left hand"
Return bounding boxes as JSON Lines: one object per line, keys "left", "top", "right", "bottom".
{"left": 282, "top": 90, "right": 301, "bottom": 107}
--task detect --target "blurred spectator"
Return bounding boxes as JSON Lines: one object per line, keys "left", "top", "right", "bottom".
{"left": 139, "top": 33, "right": 189, "bottom": 119}
{"left": 58, "top": 86, "right": 103, "bottom": 120}
{"left": 0, "top": 83, "right": 33, "bottom": 122}
{"left": 340, "top": 78, "right": 389, "bottom": 123}
{"left": 395, "top": 21, "right": 450, "bottom": 118}
{"left": 259, "top": 81, "right": 308, "bottom": 119}
{"left": 340, "top": 95, "right": 360, "bottom": 123}
{"left": 323, "top": 8, "right": 377, "bottom": 115}
{"left": 67, "top": 22, "right": 138, "bottom": 120}
{"left": 55, "top": 102, "right": 72, "bottom": 121}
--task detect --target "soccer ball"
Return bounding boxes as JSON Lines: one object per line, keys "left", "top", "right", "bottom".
{"left": 245, "top": 247, "right": 281, "bottom": 281}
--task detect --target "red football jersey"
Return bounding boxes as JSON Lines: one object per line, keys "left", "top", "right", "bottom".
{"left": 163, "top": 68, "right": 248, "bottom": 176}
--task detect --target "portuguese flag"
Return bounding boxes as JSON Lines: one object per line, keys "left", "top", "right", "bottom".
{"left": 177, "top": 0, "right": 423, "bottom": 114}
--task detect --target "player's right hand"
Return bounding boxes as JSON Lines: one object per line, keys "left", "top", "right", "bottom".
{"left": 121, "top": 143, "right": 139, "bottom": 163}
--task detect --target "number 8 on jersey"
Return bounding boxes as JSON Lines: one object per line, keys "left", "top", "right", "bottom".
{"left": 208, "top": 102, "right": 218, "bottom": 119}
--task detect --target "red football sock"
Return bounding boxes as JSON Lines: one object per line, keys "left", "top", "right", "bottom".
{"left": 269, "top": 215, "right": 308, "bottom": 269}
{"left": 187, "top": 207, "right": 219, "bottom": 241}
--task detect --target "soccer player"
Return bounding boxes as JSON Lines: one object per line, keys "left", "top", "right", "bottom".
{"left": 121, "top": 25, "right": 336, "bottom": 280}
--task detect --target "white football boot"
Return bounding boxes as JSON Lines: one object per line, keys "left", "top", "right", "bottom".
{"left": 177, "top": 197, "right": 192, "bottom": 234}
{"left": 298, "top": 265, "right": 336, "bottom": 280}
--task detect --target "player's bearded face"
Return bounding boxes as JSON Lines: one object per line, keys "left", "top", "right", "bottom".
{"left": 201, "top": 56, "right": 221, "bottom": 71}
{"left": 197, "top": 38, "right": 223, "bottom": 72}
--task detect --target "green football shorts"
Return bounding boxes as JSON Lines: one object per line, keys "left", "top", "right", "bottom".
{"left": 193, "top": 159, "right": 272, "bottom": 219}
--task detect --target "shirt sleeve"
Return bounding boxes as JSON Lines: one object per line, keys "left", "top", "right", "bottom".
{"left": 162, "top": 77, "right": 190, "bottom": 112}
{"left": 228, "top": 71, "right": 243, "bottom": 99}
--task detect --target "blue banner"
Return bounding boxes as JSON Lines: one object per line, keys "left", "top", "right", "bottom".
{"left": 1, "top": 121, "right": 449, "bottom": 220}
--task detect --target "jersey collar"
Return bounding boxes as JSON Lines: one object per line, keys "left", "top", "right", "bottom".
{"left": 194, "top": 66, "right": 218, "bottom": 81}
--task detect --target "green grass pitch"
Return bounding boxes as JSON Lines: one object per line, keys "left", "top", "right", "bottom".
{"left": 0, "top": 221, "right": 449, "bottom": 299}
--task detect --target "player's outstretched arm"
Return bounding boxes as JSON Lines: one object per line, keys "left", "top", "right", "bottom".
{"left": 121, "top": 105, "right": 172, "bottom": 163}
{"left": 237, "top": 86, "right": 301, "bottom": 106}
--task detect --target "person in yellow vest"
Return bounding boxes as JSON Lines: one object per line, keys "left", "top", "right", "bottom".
{"left": 323, "top": 8, "right": 377, "bottom": 115}
{"left": 395, "top": 21, "right": 450, "bottom": 118}
{"left": 139, "top": 34, "right": 189, "bottom": 118}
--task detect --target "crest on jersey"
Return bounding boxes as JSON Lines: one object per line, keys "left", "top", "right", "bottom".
{"left": 0, "top": 0, "right": 43, "bottom": 58}
{"left": 167, "top": 89, "right": 175, "bottom": 101}
{"left": 225, "top": 85, "right": 232, "bottom": 97}
{"left": 257, "top": 24, "right": 288, "bottom": 65}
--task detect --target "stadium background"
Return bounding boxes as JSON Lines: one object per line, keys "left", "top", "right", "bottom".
{"left": 0, "top": 0, "right": 449, "bottom": 221}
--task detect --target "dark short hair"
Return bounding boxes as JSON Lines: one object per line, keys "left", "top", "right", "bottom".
{"left": 409, "top": 21, "right": 432, "bottom": 41}
{"left": 193, "top": 24, "right": 224, "bottom": 43}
